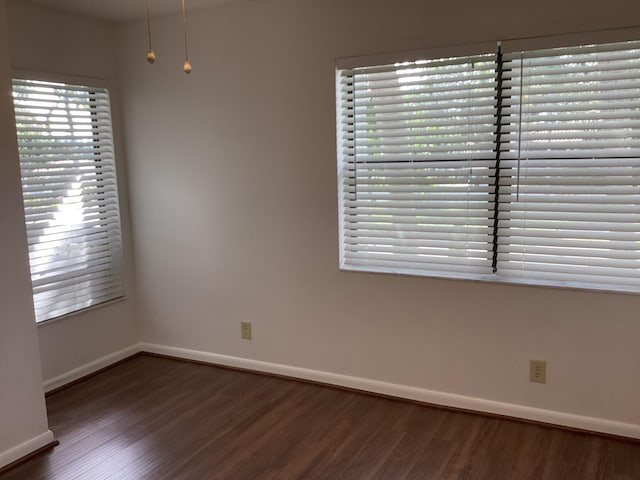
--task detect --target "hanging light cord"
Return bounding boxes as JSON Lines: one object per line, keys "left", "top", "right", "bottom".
{"left": 182, "top": 0, "right": 192, "bottom": 73}
{"left": 145, "top": 0, "right": 156, "bottom": 63}
{"left": 146, "top": 0, "right": 152, "bottom": 50}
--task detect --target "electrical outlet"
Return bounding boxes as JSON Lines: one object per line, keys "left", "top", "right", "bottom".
{"left": 241, "top": 322, "right": 252, "bottom": 340}
{"left": 530, "top": 360, "right": 547, "bottom": 384}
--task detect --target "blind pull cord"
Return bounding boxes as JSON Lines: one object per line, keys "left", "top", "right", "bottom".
{"left": 516, "top": 52, "right": 524, "bottom": 202}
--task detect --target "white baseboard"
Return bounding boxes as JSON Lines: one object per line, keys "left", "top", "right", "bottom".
{"left": 43, "top": 344, "right": 140, "bottom": 393}
{"left": 139, "top": 342, "right": 640, "bottom": 440}
{"left": 0, "top": 430, "right": 55, "bottom": 469}
{"left": 42, "top": 342, "right": 640, "bottom": 439}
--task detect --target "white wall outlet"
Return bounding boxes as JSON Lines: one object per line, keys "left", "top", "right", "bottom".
{"left": 530, "top": 359, "right": 547, "bottom": 384}
{"left": 241, "top": 322, "right": 252, "bottom": 340}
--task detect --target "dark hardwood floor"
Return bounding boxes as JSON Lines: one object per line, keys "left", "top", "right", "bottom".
{"left": 2, "top": 354, "right": 639, "bottom": 479}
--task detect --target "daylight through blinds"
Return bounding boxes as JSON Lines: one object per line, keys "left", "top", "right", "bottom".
{"left": 338, "top": 54, "right": 498, "bottom": 275}
{"left": 337, "top": 40, "right": 640, "bottom": 292}
{"left": 12, "top": 78, "right": 124, "bottom": 322}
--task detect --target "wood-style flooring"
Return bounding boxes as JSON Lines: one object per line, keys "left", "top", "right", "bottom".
{"left": 1, "top": 354, "right": 639, "bottom": 479}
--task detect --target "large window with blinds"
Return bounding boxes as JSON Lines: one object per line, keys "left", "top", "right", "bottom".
{"left": 337, "top": 40, "right": 640, "bottom": 292}
{"left": 12, "top": 78, "right": 124, "bottom": 322}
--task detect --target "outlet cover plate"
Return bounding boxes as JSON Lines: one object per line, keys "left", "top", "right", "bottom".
{"left": 530, "top": 359, "right": 547, "bottom": 384}
{"left": 241, "top": 322, "right": 252, "bottom": 340}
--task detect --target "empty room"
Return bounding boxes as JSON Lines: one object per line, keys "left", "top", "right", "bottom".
{"left": 0, "top": 0, "right": 639, "bottom": 478}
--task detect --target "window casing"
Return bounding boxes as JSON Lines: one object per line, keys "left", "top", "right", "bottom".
{"left": 337, "top": 40, "right": 640, "bottom": 292}
{"left": 12, "top": 78, "right": 124, "bottom": 322}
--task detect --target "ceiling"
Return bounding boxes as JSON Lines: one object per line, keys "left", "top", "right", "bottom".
{"left": 29, "top": 0, "right": 239, "bottom": 22}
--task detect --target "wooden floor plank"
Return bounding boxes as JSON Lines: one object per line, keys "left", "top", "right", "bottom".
{"left": 1, "top": 354, "right": 639, "bottom": 480}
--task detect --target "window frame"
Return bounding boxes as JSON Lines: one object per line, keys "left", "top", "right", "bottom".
{"left": 336, "top": 31, "right": 640, "bottom": 294}
{"left": 12, "top": 70, "right": 126, "bottom": 324}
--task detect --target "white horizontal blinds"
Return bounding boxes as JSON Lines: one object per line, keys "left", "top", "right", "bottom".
{"left": 12, "top": 79, "right": 124, "bottom": 322}
{"left": 497, "top": 41, "right": 640, "bottom": 289}
{"left": 338, "top": 54, "right": 497, "bottom": 275}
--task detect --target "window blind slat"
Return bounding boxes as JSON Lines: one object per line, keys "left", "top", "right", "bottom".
{"left": 28, "top": 233, "right": 122, "bottom": 257}
{"left": 31, "top": 262, "right": 116, "bottom": 291}
{"left": 35, "top": 285, "right": 124, "bottom": 314}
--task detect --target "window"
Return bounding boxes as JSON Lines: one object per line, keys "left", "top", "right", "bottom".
{"left": 12, "top": 78, "right": 124, "bottom": 322}
{"left": 337, "top": 40, "right": 640, "bottom": 292}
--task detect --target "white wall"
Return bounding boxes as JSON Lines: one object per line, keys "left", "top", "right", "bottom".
{"left": 118, "top": 0, "right": 640, "bottom": 435}
{"left": 0, "top": 0, "right": 53, "bottom": 468}
{"left": 6, "top": 1, "right": 139, "bottom": 384}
